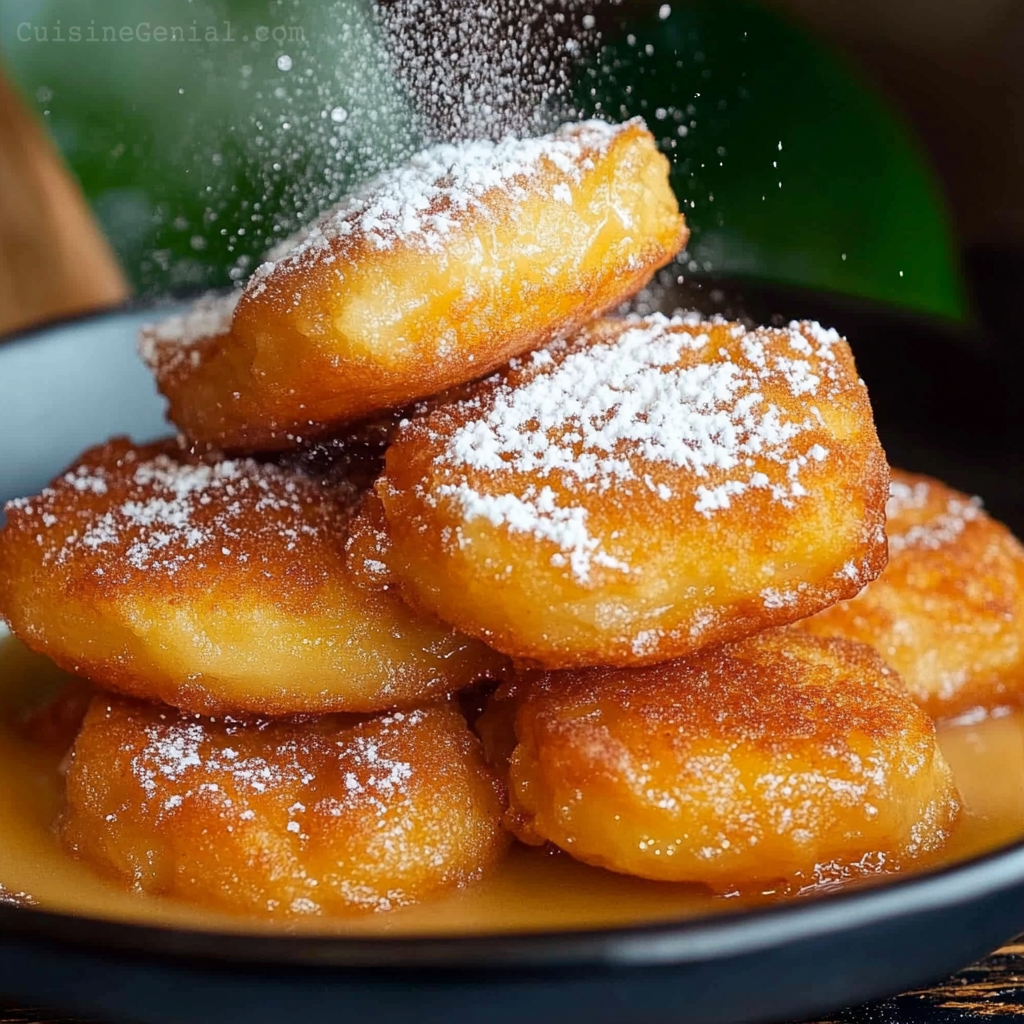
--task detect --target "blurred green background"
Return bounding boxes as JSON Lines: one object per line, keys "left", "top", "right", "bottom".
{"left": 0, "top": 0, "right": 967, "bottom": 319}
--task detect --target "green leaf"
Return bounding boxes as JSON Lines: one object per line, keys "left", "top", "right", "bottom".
{"left": 575, "top": 0, "right": 966, "bottom": 320}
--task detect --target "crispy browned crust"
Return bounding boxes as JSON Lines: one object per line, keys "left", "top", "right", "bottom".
{"left": 151, "top": 121, "right": 687, "bottom": 451}
{"left": 799, "top": 469, "right": 1024, "bottom": 720}
{"left": 63, "top": 697, "right": 509, "bottom": 915}
{"left": 379, "top": 317, "right": 889, "bottom": 669}
{"left": 147, "top": 329, "right": 295, "bottom": 453}
{"left": 0, "top": 438, "right": 508, "bottom": 715}
{"left": 500, "top": 631, "right": 959, "bottom": 890}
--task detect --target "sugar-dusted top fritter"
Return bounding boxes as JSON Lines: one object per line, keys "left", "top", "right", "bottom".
{"left": 486, "top": 631, "right": 959, "bottom": 891}
{"left": 144, "top": 118, "right": 687, "bottom": 452}
{"left": 63, "top": 697, "right": 508, "bottom": 916}
{"left": 379, "top": 314, "right": 889, "bottom": 668}
{"left": 0, "top": 438, "right": 508, "bottom": 716}
{"left": 138, "top": 290, "right": 240, "bottom": 387}
{"left": 800, "top": 470, "right": 1024, "bottom": 720}
{"left": 137, "top": 290, "right": 258, "bottom": 454}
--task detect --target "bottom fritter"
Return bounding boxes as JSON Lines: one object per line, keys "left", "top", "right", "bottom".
{"left": 62, "top": 697, "right": 510, "bottom": 916}
{"left": 482, "top": 631, "right": 960, "bottom": 892}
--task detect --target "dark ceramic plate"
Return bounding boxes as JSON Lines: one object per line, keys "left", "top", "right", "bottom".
{"left": 1, "top": 286, "right": 1023, "bottom": 1024}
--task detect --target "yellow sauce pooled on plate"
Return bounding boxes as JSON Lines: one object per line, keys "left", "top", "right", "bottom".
{"left": 0, "top": 631, "right": 1021, "bottom": 936}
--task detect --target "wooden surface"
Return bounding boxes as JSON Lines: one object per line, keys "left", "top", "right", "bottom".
{"left": 0, "top": 66, "right": 128, "bottom": 337}
{"left": 821, "top": 942, "right": 1024, "bottom": 1021}
{"left": 2, "top": 940, "right": 1024, "bottom": 1023}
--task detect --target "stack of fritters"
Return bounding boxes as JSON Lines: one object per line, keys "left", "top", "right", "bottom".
{"left": 2, "top": 117, "right": 1020, "bottom": 916}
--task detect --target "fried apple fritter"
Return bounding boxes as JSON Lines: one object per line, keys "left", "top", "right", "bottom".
{"left": 799, "top": 470, "right": 1024, "bottom": 720}
{"left": 138, "top": 291, "right": 278, "bottom": 453}
{"left": 379, "top": 315, "right": 889, "bottom": 669}
{"left": 140, "top": 295, "right": 414, "bottom": 456}
{"left": 0, "top": 439, "right": 507, "bottom": 715}
{"left": 144, "top": 119, "right": 687, "bottom": 451}
{"left": 499, "top": 631, "right": 960, "bottom": 891}
{"left": 63, "top": 697, "right": 509, "bottom": 915}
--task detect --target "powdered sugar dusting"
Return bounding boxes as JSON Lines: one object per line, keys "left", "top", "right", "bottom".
{"left": 133, "top": 708, "right": 422, "bottom": 815}
{"left": 138, "top": 290, "right": 240, "bottom": 376}
{"left": 63, "top": 464, "right": 109, "bottom": 496}
{"left": 887, "top": 478, "right": 982, "bottom": 555}
{"left": 441, "top": 483, "right": 630, "bottom": 581}
{"left": 79, "top": 457, "right": 315, "bottom": 574}
{"left": 12, "top": 444, "right": 331, "bottom": 580}
{"left": 425, "top": 315, "right": 849, "bottom": 582}
{"left": 249, "top": 119, "right": 627, "bottom": 289}
{"left": 137, "top": 719, "right": 207, "bottom": 797}
{"left": 123, "top": 706, "right": 430, "bottom": 912}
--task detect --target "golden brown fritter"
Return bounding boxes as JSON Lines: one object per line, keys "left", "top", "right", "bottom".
{"left": 0, "top": 439, "right": 508, "bottom": 715}
{"left": 799, "top": 470, "right": 1024, "bottom": 720}
{"left": 138, "top": 291, "right": 279, "bottom": 454}
{"left": 141, "top": 119, "right": 687, "bottom": 452}
{"left": 63, "top": 697, "right": 509, "bottom": 915}
{"left": 139, "top": 293, "right": 415, "bottom": 457}
{"left": 379, "top": 315, "right": 889, "bottom": 669}
{"left": 499, "top": 631, "right": 960, "bottom": 892}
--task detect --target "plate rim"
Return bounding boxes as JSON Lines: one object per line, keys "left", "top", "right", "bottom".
{"left": 3, "top": 834, "right": 1024, "bottom": 971}
{"left": 0, "top": 295, "right": 197, "bottom": 352}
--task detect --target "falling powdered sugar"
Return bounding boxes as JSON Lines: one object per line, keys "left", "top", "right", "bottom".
{"left": 374, "top": 0, "right": 602, "bottom": 141}
{"left": 249, "top": 119, "right": 626, "bottom": 289}
{"left": 138, "top": 290, "right": 240, "bottom": 376}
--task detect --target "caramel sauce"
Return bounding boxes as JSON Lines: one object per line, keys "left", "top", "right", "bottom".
{"left": 1, "top": 631, "right": 1021, "bottom": 936}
